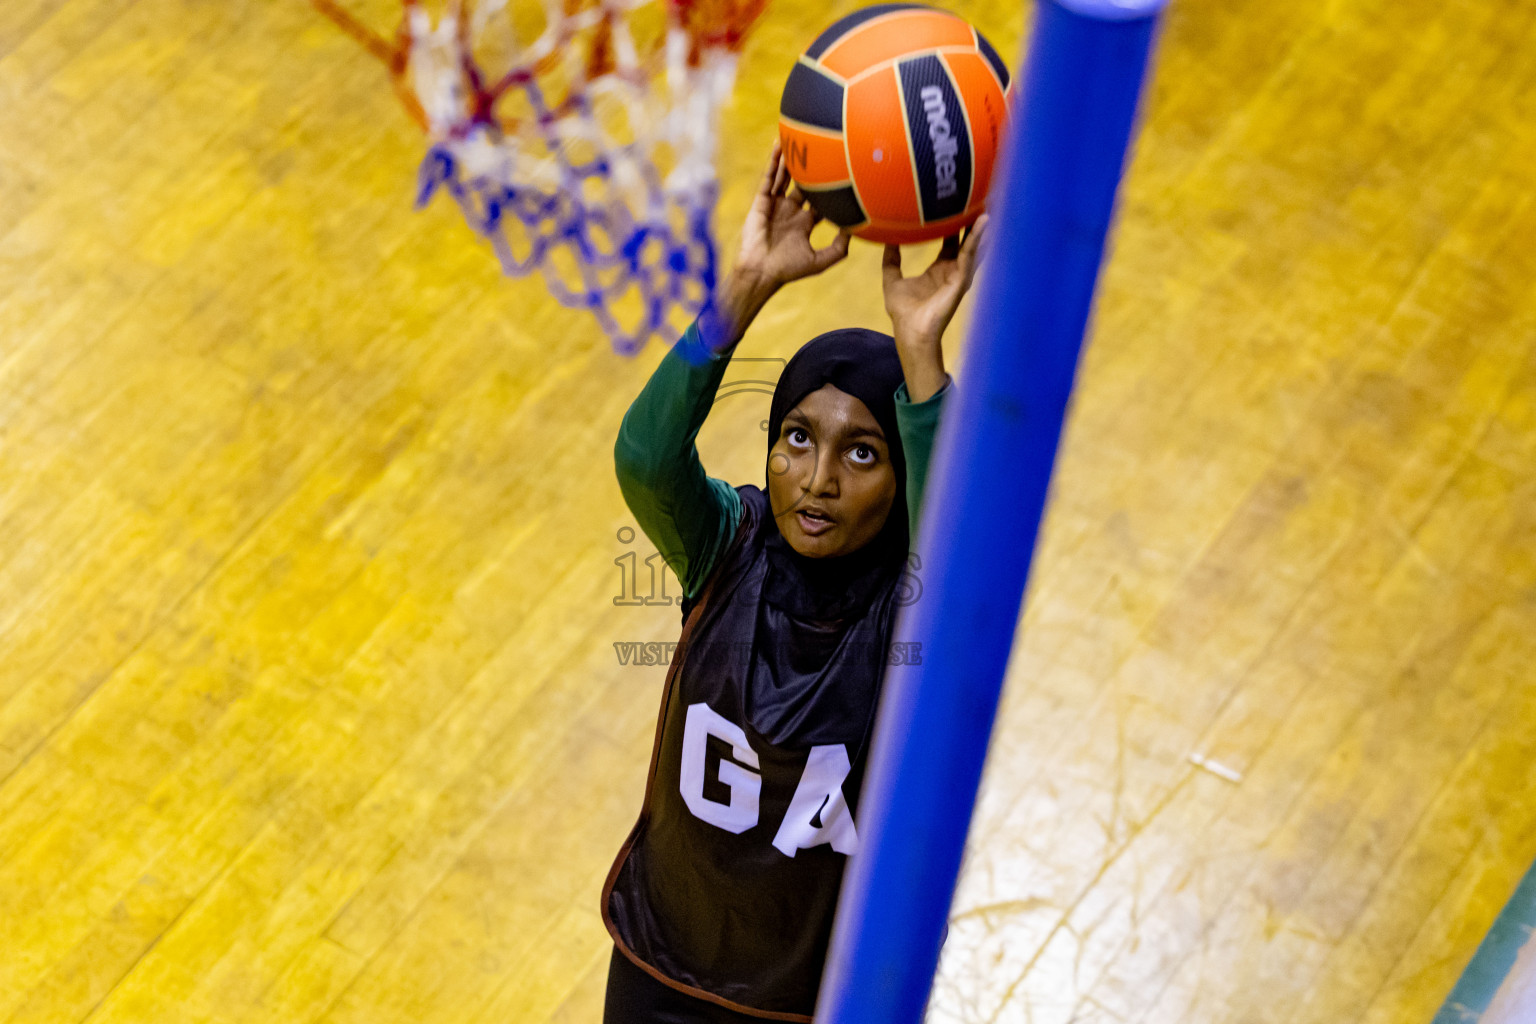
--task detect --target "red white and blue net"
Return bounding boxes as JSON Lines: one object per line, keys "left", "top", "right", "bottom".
{"left": 314, "top": 0, "right": 767, "bottom": 353}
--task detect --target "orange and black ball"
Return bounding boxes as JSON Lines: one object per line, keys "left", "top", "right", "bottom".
{"left": 778, "top": 3, "right": 1014, "bottom": 244}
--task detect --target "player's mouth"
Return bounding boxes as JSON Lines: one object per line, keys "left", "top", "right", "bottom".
{"left": 795, "top": 506, "right": 836, "bottom": 537}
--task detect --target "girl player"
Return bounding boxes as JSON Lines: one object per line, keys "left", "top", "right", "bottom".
{"left": 602, "top": 141, "right": 985, "bottom": 1022}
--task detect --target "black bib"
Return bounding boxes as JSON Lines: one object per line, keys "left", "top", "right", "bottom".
{"left": 603, "top": 485, "right": 906, "bottom": 1020}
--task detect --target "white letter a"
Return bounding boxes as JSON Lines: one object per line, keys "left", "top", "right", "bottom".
{"left": 772, "top": 745, "right": 858, "bottom": 857}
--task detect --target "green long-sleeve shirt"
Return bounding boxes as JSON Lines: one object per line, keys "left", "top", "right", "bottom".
{"left": 614, "top": 322, "right": 949, "bottom": 601}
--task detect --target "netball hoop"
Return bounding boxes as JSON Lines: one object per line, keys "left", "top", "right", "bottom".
{"left": 312, "top": 0, "right": 768, "bottom": 354}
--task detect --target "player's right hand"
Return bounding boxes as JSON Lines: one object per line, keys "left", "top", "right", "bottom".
{"left": 732, "top": 139, "right": 851, "bottom": 294}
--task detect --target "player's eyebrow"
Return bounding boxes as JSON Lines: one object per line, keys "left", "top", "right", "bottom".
{"left": 839, "top": 427, "right": 886, "bottom": 445}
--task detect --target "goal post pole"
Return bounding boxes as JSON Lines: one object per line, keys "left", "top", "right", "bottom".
{"left": 817, "top": 1, "right": 1171, "bottom": 1019}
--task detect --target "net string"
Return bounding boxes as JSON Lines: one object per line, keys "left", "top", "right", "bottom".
{"left": 311, "top": 0, "right": 766, "bottom": 353}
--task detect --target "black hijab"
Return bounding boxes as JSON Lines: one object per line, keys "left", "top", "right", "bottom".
{"left": 760, "top": 328, "right": 910, "bottom": 625}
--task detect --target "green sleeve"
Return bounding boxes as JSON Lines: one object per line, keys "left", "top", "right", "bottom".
{"left": 894, "top": 378, "right": 951, "bottom": 543}
{"left": 613, "top": 322, "right": 745, "bottom": 600}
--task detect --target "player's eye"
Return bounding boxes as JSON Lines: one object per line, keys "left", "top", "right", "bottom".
{"left": 787, "top": 427, "right": 812, "bottom": 448}
{"left": 850, "top": 444, "right": 876, "bottom": 465}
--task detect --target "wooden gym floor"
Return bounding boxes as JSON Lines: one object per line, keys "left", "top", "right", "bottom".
{"left": 1, "top": 0, "right": 1534, "bottom": 1022}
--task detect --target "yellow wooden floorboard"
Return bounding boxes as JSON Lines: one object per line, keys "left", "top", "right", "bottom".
{"left": 940, "top": 125, "right": 1536, "bottom": 1018}
{"left": 3, "top": 0, "right": 1536, "bottom": 1022}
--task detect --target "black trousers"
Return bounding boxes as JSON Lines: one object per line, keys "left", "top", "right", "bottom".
{"left": 602, "top": 946, "right": 782, "bottom": 1024}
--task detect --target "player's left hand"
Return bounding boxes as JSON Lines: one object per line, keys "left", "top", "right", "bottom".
{"left": 881, "top": 215, "right": 987, "bottom": 353}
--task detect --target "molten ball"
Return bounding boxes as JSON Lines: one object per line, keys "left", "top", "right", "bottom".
{"left": 778, "top": 3, "right": 1013, "bottom": 245}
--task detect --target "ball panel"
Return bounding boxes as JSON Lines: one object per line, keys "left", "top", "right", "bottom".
{"left": 779, "top": 62, "right": 845, "bottom": 132}
{"left": 778, "top": 121, "right": 852, "bottom": 188}
{"left": 897, "top": 54, "right": 972, "bottom": 223}
{"left": 818, "top": 9, "right": 975, "bottom": 80}
{"left": 856, "top": 210, "right": 979, "bottom": 245}
{"left": 972, "top": 28, "right": 1012, "bottom": 92}
{"left": 803, "top": 3, "right": 927, "bottom": 60}
{"left": 802, "top": 184, "right": 868, "bottom": 229}
{"left": 942, "top": 50, "right": 1008, "bottom": 210}
{"left": 844, "top": 68, "right": 920, "bottom": 226}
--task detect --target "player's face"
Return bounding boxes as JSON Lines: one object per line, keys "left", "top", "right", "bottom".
{"left": 768, "top": 385, "right": 897, "bottom": 558}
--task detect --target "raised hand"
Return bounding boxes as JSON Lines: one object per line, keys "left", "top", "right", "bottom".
{"left": 882, "top": 216, "right": 987, "bottom": 349}
{"left": 701, "top": 140, "right": 852, "bottom": 353}
{"left": 734, "top": 139, "right": 852, "bottom": 292}
{"left": 881, "top": 216, "right": 987, "bottom": 401}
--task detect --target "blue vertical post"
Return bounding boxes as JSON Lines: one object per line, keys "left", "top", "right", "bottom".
{"left": 816, "top": 1, "right": 1170, "bottom": 1020}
